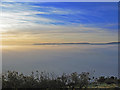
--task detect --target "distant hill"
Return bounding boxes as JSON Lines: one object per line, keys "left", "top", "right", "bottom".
{"left": 33, "top": 42, "right": 120, "bottom": 45}
{"left": 106, "top": 42, "right": 120, "bottom": 44}
{"left": 33, "top": 43, "right": 90, "bottom": 45}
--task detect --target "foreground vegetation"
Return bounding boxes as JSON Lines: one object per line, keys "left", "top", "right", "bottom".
{"left": 1, "top": 71, "right": 120, "bottom": 89}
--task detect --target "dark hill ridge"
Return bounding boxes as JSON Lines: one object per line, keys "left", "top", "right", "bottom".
{"left": 33, "top": 42, "right": 120, "bottom": 45}
{"left": 106, "top": 42, "right": 120, "bottom": 44}
{"left": 34, "top": 43, "right": 90, "bottom": 45}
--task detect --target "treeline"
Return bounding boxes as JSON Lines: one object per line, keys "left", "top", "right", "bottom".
{"left": 1, "top": 71, "right": 120, "bottom": 89}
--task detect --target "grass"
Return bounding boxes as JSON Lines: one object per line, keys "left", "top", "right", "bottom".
{"left": 88, "top": 83, "right": 118, "bottom": 88}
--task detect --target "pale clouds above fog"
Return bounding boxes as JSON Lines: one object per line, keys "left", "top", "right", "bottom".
{"left": 1, "top": 2, "right": 117, "bottom": 33}
{"left": 0, "top": 3, "right": 84, "bottom": 32}
{"left": 1, "top": 2, "right": 118, "bottom": 44}
{"left": 3, "top": 24, "right": 116, "bottom": 34}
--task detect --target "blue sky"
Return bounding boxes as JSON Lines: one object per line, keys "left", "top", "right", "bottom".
{"left": 1, "top": 2, "right": 118, "bottom": 44}
{"left": 31, "top": 2, "right": 118, "bottom": 30}
{"left": 2, "top": 2, "right": 118, "bottom": 31}
{"left": 2, "top": 0, "right": 120, "bottom": 2}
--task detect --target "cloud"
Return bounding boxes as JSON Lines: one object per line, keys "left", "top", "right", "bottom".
{"left": 1, "top": 2, "right": 83, "bottom": 32}
{"left": 2, "top": 23, "right": 118, "bottom": 45}
{"left": 1, "top": 2, "right": 117, "bottom": 30}
{"left": 1, "top": 2, "right": 118, "bottom": 45}
{"left": 0, "top": 2, "right": 87, "bottom": 33}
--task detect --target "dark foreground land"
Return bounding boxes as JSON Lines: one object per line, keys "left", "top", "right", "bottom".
{"left": 1, "top": 71, "right": 120, "bottom": 89}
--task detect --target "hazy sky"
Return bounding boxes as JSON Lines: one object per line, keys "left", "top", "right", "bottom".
{"left": 1, "top": 2, "right": 118, "bottom": 45}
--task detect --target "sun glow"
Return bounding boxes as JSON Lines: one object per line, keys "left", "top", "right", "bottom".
{"left": 0, "top": 2, "right": 118, "bottom": 47}
{"left": 0, "top": 32, "right": 2, "bottom": 50}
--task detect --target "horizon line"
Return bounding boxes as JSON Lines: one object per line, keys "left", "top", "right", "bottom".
{"left": 33, "top": 41, "right": 120, "bottom": 45}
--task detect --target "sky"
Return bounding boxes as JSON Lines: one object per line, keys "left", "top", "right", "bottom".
{"left": 1, "top": 2, "right": 118, "bottom": 77}
{"left": 1, "top": 0, "right": 120, "bottom": 2}
{"left": 0, "top": 2, "right": 118, "bottom": 45}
